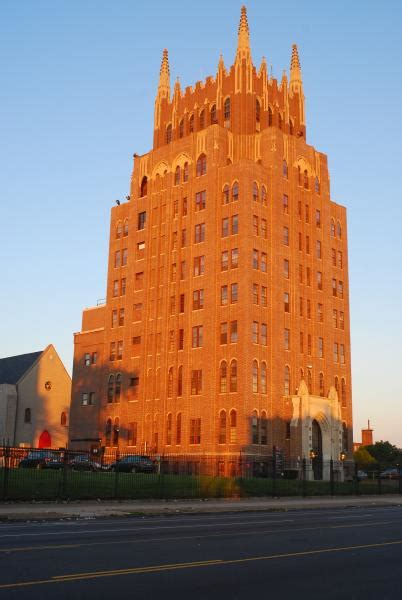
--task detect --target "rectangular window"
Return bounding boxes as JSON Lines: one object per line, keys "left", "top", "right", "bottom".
{"left": 189, "top": 418, "right": 201, "bottom": 443}
{"left": 120, "top": 278, "right": 126, "bottom": 295}
{"left": 114, "top": 251, "right": 121, "bottom": 268}
{"left": 261, "top": 252, "right": 267, "bottom": 272}
{"left": 298, "top": 232, "right": 303, "bottom": 251}
{"left": 195, "top": 223, "right": 205, "bottom": 243}
{"left": 306, "top": 236, "right": 310, "bottom": 254}
{"left": 338, "top": 281, "right": 344, "bottom": 299}
{"left": 191, "top": 371, "right": 202, "bottom": 395}
{"left": 232, "top": 214, "right": 238, "bottom": 234}
{"left": 252, "top": 321, "right": 259, "bottom": 344}
{"left": 261, "top": 286, "right": 267, "bottom": 307}
{"left": 339, "top": 311, "right": 344, "bottom": 330}
{"left": 284, "top": 259, "right": 289, "bottom": 279}
{"left": 182, "top": 197, "right": 188, "bottom": 216}
{"left": 332, "top": 278, "right": 337, "bottom": 297}
{"left": 180, "top": 260, "right": 186, "bottom": 280}
{"left": 171, "top": 263, "right": 176, "bottom": 281}
{"left": 333, "top": 309, "right": 338, "bottom": 328}
{"left": 333, "top": 342, "right": 339, "bottom": 363}
{"left": 299, "top": 264, "right": 303, "bottom": 284}
{"left": 194, "top": 255, "right": 205, "bottom": 276}
{"left": 252, "top": 249, "right": 259, "bottom": 269}
{"left": 283, "top": 226, "right": 289, "bottom": 246}
{"left": 307, "top": 299, "right": 311, "bottom": 319}
{"left": 284, "top": 328, "right": 290, "bottom": 350}
{"left": 133, "top": 303, "right": 142, "bottom": 321}
{"left": 307, "top": 334, "right": 312, "bottom": 355}
{"left": 179, "top": 294, "right": 185, "bottom": 313}
{"left": 230, "top": 283, "right": 238, "bottom": 303}
{"left": 195, "top": 190, "right": 206, "bottom": 211}
{"left": 138, "top": 211, "right": 146, "bottom": 230}
{"left": 113, "top": 280, "right": 119, "bottom": 297}
{"left": 306, "top": 267, "right": 311, "bottom": 287}
{"left": 230, "top": 320, "right": 238, "bottom": 343}
{"left": 122, "top": 248, "right": 128, "bottom": 266}
{"left": 340, "top": 344, "right": 345, "bottom": 364}
{"left": 178, "top": 329, "right": 184, "bottom": 350}
{"left": 316, "top": 240, "right": 322, "bottom": 259}
{"left": 82, "top": 393, "right": 89, "bottom": 406}
{"left": 253, "top": 283, "right": 259, "bottom": 305}
{"left": 127, "top": 422, "right": 138, "bottom": 446}
{"left": 332, "top": 248, "right": 337, "bottom": 266}
{"left": 318, "top": 337, "right": 324, "bottom": 358}
{"left": 221, "top": 251, "right": 229, "bottom": 271}
{"left": 222, "top": 217, "right": 229, "bottom": 237}
{"left": 220, "top": 322, "right": 228, "bottom": 345}
{"left": 117, "top": 340, "right": 123, "bottom": 360}
{"left": 119, "top": 308, "right": 125, "bottom": 326}
{"left": 132, "top": 335, "right": 141, "bottom": 346}
{"left": 284, "top": 292, "right": 290, "bottom": 312}
{"left": 221, "top": 285, "right": 228, "bottom": 306}
{"left": 193, "top": 289, "right": 204, "bottom": 310}
{"left": 299, "top": 296, "right": 303, "bottom": 316}
{"left": 317, "top": 303, "right": 323, "bottom": 323}
{"left": 305, "top": 204, "right": 310, "bottom": 223}
{"left": 111, "top": 310, "right": 117, "bottom": 328}
{"left": 316, "top": 209, "right": 321, "bottom": 228}
{"left": 283, "top": 194, "right": 289, "bottom": 214}
{"left": 91, "top": 352, "right": 97, "bottom": 364}
{"left": 253, "top": 215, "right": 259, "bottom": 236}
{"left": 298, "top": 200, "right": 302, "bottom": 219}
{"left": 169, "top": 296, "right": 175, "bottom": 315}
{"left": 231, "top": 248, "right": 239, "bottom": 268}
{"left": 181, "top": 229, "right": 187, "bottom": 247}
{"left": 192, "top": 325, "right": 203, "bottom": 348}
{"left": 137, "top": 241, "right": 145, "bottom": 258}
{"left": 84, "top": 353, "right": 91, "bottom": 367}
{"left": 261, "top": 323, "right": 267, "bottom": 346}
{"left": 261, "top": 219, "right": 267, "bottom": 239}
{"left": 317, "top": 271, "right": 322, "bottom": 290}
{"left": 135, "top": 272, "right": 144, "bottom": 290}
{"left": 109, "top": 342, "right": 116, "bottom": 361}
{"left": 338, "top": 251, "right": 343, "bottom": 269}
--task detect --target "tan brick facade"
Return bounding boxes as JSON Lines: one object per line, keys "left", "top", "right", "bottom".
{"left": 69, "top": 7, "right": 353, "bottom": 463}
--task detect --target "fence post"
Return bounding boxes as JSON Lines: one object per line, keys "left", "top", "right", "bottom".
{"left": 330, "top": 459, "right": 334, "bottom": 496}
{"left": 377, "top": 467, "right": 382, "bottom": 495}
{"left": 60, "top": 448, "right": 68, "bottom": 500}
{"left": 272, "top": 446, "right": 277, "bottom": 498}
{"left": 302, "top": 457, "right": 307, "bottom": 497}
{"left": 353, "top": 462, "right": 360, "bottom": 496}
{"left": 113, "top": 450, "right": 120, "bottom": 499}
{"left": 399, "top": 471, "right": 402, "bottom": 495}
{"left": 2, "top": 444, "right": 10, "bottom": 500}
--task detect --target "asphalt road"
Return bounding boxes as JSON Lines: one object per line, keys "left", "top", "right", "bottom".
{"left": 0, "top": 506, "right": 402, "bottom": 599}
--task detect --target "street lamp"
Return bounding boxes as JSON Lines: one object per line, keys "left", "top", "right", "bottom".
{"left": 340, "top": 451, "right": 346, "bottom": 462}
{"left": 309, "top": 449, "right": 317, "bottom": 460}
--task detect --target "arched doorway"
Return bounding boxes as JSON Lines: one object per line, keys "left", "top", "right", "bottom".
{"left": 38, "top": 430, "right": 51, "bottom": 448}
{"left": 312, "top": 419, "right": 323, "bottom": 480}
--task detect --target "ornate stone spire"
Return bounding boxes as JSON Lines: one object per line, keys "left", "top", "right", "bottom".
{"left": 235, "top": 6, "right": 252, "bottom": 63}
{"left": 290, "top": 44, "right": 302, "bottom": 93}
{"left": 157, "top": 48, "right": 170, "bottom": 101}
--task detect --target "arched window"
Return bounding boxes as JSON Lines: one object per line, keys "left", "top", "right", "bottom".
{"left": 196, "top": 153, "right": 207, "bottom": 176}
{"left": 168, "top": 367, "right": 174, "bottom": 398}
{"left": 300, "top": 368, "right": 304, "bottom": 382}
{"left": 252, "top": 181, "right": 259, "bottom": 202}
{"left": 278, "top": 113, "right": 283, "bottom": 130}
{"left": 24, "top": 408, "right": 31, "bottom": 423}
{"left": 166, "top": 413, "right": 172, "bottom": 445}
{"left": 105, "top": 418, "right": 112, "bottom": 446}
{"left": 342, "top": 422, "right": 349, "bottom": 451}
{"left": 319, "top": 372, "right": 325, "bottom": 397}
{"left": 224, "top": 97, "right": 231, "bottom": 121}
{"left": 261, "top": 185, "right": 267, "bottom": 205}
{"left": 289, "top": 119, "right": 294, "bottom": 135}
{"left": 341, "top": 378, "right": 346, "bottom": 407}
{"left": 174, "top": 165, "right": 180, "bottom": 186}
{"left": 177, "top": 366, "right": 183, "bottom": 397}
{"left": 283, "top": 160, "right": 288, "bottom": 178}
{"left": 251, "top": 410, "right": 259, "bottom": 444}
{"left": 199, "top": 109, "right": 205, "bottom": 130}
{"left": 60, "top": 411, "right": 67, "bottom": 426}
{"left": 337, "top": 221, "right": 342, "bottom": 239}
{"left": 183, "top": 162, "right": 189, "bottom": 182}
{"left": 298, "top": 166, "right": 302, "bottom": 186}
{"left": 230, "top": 359, "right": 237, "bottom": 392}
{"left": 107, "top": 375, "right": 114, "bottom": 403}
{"left": 261, "top": 362, "right": 267, "bottom": 394}
{"left": 260, "top": 410, "right": 268, "bottom": 445}
{"left": 303, "top": 169, "right": 309, "bottom": 189}
{"left": 113, "top": 417, "right": 120, "bottom": 446}
{"left": 220, "top": 361, "right": 227, "bottom": 393}
{"left": 140, "top": 176, "right": 148, "bottom": 197}
{"left": 268, "top": 107, "right": 273, "bottom": 126}
{"left": 179, "top": 119, "right": 184, "bottom": 138}
{"left": 189, "top": 114, "right": 194, "bottom": 133}
{"left": 166, "top": 123, "right": 172, "bottom": 144}
{"left": 229, "top": 409, "right": 237, "bottom": 443}
{"left": 252, "top": 360, "right": 258, "bottom": 393}
{"left": 314, "top": 177, "right": 320, "bottom": 194}
{"left": 219, "top": 410, "right": 226, "bottom": 444}
{"left": 284, "top": 365, "right": 290, "bottom": 395}
{"left": 115, "top": 374, "right": 121, "bottom": 402}
{"left": 176, "top": 413, "right": 182, "bottom": 445}
{"left": 123, "top": 219, "right": 129, "bottom": 237}
{"left": 210, "top": 104, "right": 217, "bottom": 124}
{"left": 307, "top": 370, "right": 312, "bottom": 394}
{"left": 116, "top": 221, "right": 122, "bottom": 239}
{"left": 330, "top": 219, "right": 335, "bottom": 237}
{"left": 232, "top": 181, "right": 239, "bottom": 201}
{"left": 222, "top": 184, "right": 230, "bottom": 205}
{"left": 256, "top": 99, "right": 261, "bottom": 124}
{"left": 335, "top": 376, "right": 339, "bottom": 395}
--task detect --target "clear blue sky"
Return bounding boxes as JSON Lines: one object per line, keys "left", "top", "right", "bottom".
{"left": 1, "top": 1, "right": 402, "bottom": 446}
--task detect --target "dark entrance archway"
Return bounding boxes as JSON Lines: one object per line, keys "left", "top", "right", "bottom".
{"left": 38, "top": 430, "right": 51, "bottom": 448}
{"left": 312, "top": 419, "right": 323, "bottom": 480}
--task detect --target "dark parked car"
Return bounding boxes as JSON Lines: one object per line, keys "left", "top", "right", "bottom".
{"left": 18, "top": 450, "right": 62, "bottom": 469}
{"left": 109, "top": 455, "right": 156, "bottom": 473}
{"left": 379, "top": 468, "right": 402, "bottom": 480}
{"left": 68, "top": 455, "right": 102, "bottom": 472}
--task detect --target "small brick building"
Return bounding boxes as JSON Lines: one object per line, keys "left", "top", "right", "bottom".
{"left": 69, "top": 7, "right": 352, "bottom": 479}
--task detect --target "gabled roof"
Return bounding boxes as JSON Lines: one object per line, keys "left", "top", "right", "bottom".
{"left": 0, "top": 351, "right": 43, "bottom": 385}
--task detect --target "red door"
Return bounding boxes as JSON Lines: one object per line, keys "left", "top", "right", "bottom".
{"left": 38, "top": 430, "right": 51, "bottom": 448}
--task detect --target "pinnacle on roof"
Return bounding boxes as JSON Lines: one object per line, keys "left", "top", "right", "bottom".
{"left": 235, "top": 5, "right": 252, "bottom": 63}
{"left": 157, "top": 48, "right": 170, "bottom": 100}
{"left": 291, "top": 44, "right": 301, "bottom": 70}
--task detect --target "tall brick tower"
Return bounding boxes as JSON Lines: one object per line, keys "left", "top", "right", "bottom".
{"left": 69, "top": 7, "right": 353, "bottom": 479}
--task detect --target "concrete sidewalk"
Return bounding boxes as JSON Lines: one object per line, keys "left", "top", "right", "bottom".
{"left": 0, "top": 495, "right": 401, "bottom": 521}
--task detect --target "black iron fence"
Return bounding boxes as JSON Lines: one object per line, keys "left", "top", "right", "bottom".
{"left": 1, "top": 445, "right": 401, "bottom": 501}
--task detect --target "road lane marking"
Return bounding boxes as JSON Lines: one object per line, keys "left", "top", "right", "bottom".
{"left": 0, "top": 521, "right": 394, "bottom": 554}
{"left": 1, "top": 538, "right": 402, "bottom": 589}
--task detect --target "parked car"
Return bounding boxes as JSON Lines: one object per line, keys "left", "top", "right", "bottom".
{"left": 68, "top": 455, "right": 102, "bottom": 472}
{"left": 379, "top": 468, "right": 402, "bottom": 480}
{"left": 18, "top": 450, "right": 62, "bottom": 469}
{"left": 109, "top": 455, "right": 156, "bottom": 473}
{"left": 357, "top": 470, "right": 368, "bottom": 480}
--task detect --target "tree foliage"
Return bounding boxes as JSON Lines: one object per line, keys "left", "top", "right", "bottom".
{"left": 365, "top": 441, "right": 402, "bottom": 466}
{"left": 353, "top": 446, "right": 376, "bottom": 467}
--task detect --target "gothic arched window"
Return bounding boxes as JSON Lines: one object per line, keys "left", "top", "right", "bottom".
{"left": 230, "top": 409, "right": 237, "bottom": 443}
{"left": 256, "top": 99, "right": 261, "bottom": 123}
{"left": 220, "top": 361, "right": 227, "bottom": 393}
{"left": 261, "top": 361, "right": 267, "bottom": 394}
{"left": 284, "top": 365, "right": 290, "bottom": 395}
{"left": 252, "top": 360, "right": 258, "bottom": 393}
{"left": 115, "top": 374, "right": 121, "bottom": 402}
{"left": 224, "top": 97, "right": 231, "bottom": 121}
{"left": 210, "top": 104, "right": 217, "bottom": 124}
{"left": 218, "top": 410, "right": 226, "bottom": 444}
{"left": 140, "top": 176, "right": 148, "bottom": 197}
{"left": 168, "top": 367, "right": 174, "bottom": 398}
{"left": 196, "top": 153, "right": 207, "bottom": 176}
{"left": 174, "top": 165, "right": 180, "bottom": 186}
{"left": 166, "top": 123, "right": 172, "bottom": 144}
{"left": 107, "top": 375, "right": 114, "bottom": 403}
{"left": 230, "top": 359, "right": 237, "bottom": 392}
